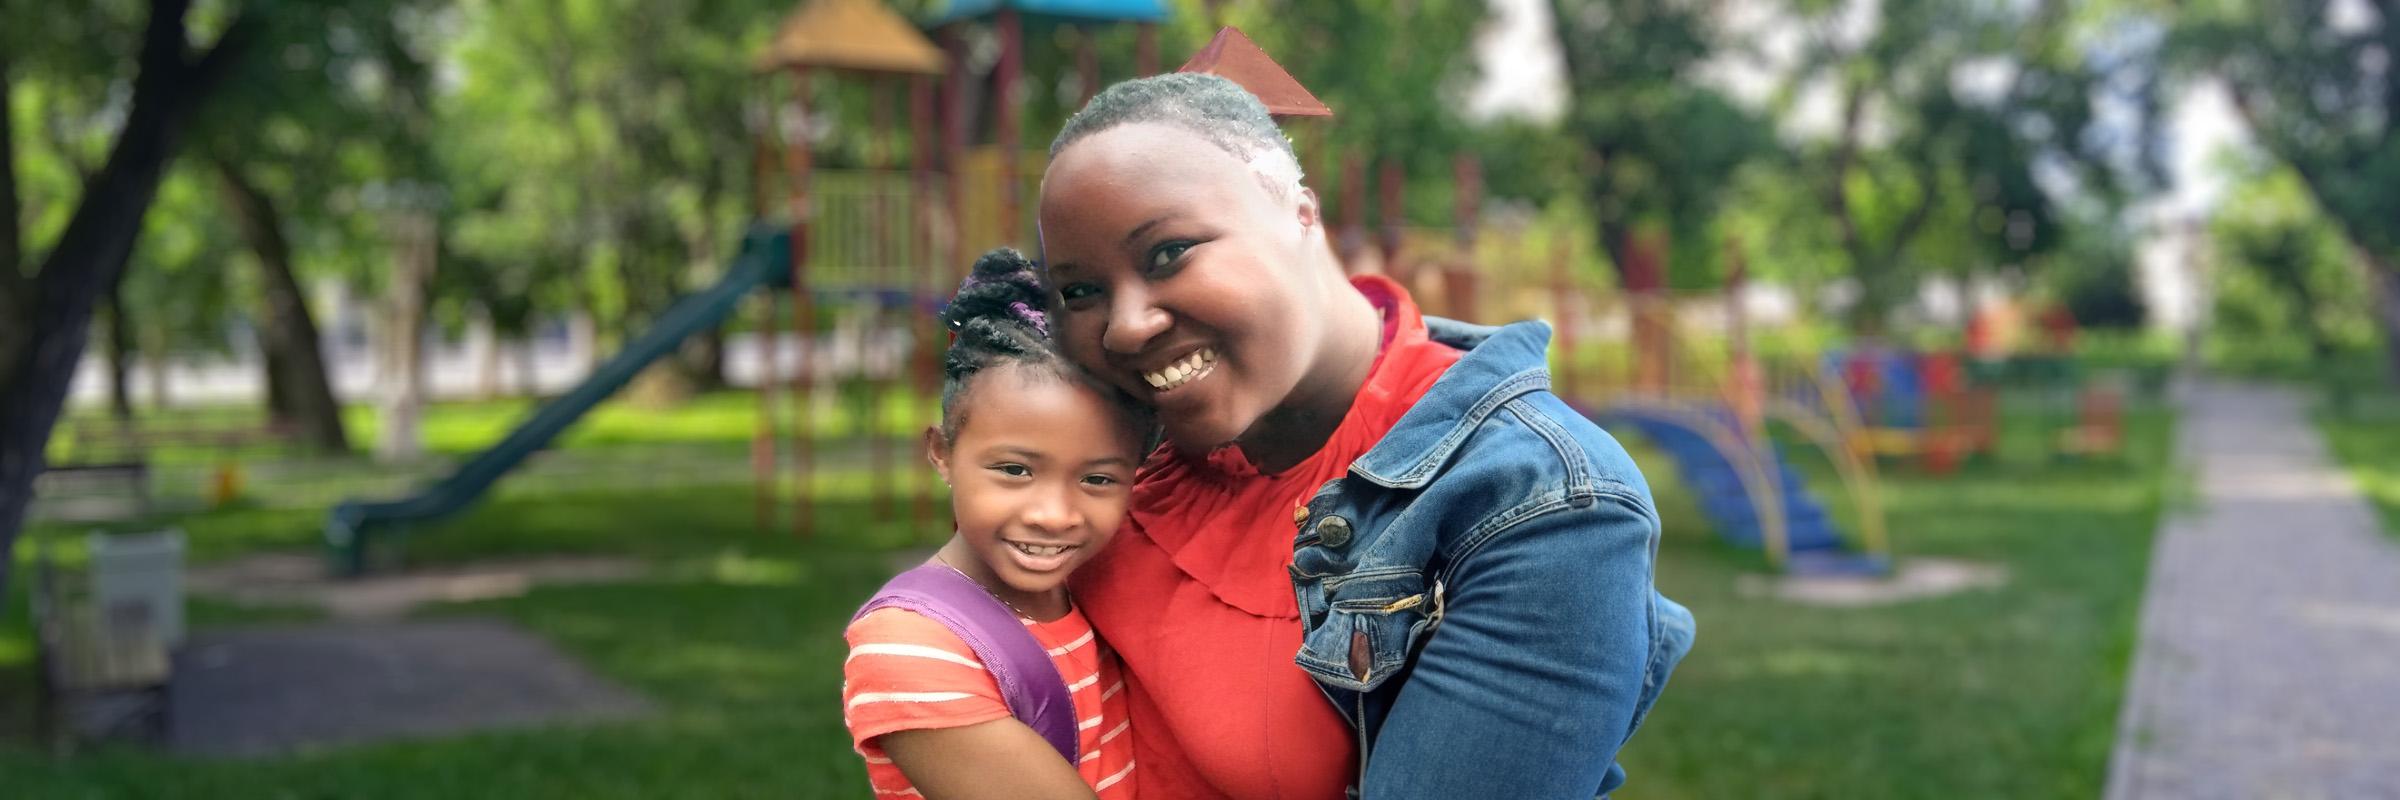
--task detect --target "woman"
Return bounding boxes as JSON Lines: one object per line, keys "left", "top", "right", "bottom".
{"left": 1041, "top": 73, "right": 1694, "bottom": 798}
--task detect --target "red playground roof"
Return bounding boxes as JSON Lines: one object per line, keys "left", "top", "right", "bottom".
{"left": 1177, "top": 26, "right": 1331, "bottom": 118}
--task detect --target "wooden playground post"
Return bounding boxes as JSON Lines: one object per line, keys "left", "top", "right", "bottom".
{"left": 751, "top": 121, "right": 781, "bottom": 534}
{"left": 1135, "top": 23, "right": 1159, "bottom": 75}
{"left": 1339, "top": 156, "right": 1367, "bottom": 270}
{"left": 1378, "top": 158, "right": 1406, "bottom": 287}
{"left": 1628, "top": 228, "right": 1670, "bottom": 394}
{"left": 1726, "top": 234, "right": 1764, "bottom": 441}
{"left": 912, "top": 74, "right": 939, "bottom": 534}
{"left": 1551, "top": 238, "right": 1578, "bottom": 399}
{"left": 1445, "top": 153, "right": 1481, "bottom": 321}
{"left": 782, "top": 66, "right": 817, "bottom": 538}
{"left": 996, "top": 8, "right": 1024, "bottom": 248}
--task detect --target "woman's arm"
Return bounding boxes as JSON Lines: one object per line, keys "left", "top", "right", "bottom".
{"left": 880, "top": 720, "right": 1101, "bottom": 800}
{"left": 1363, "top": 492, "right": 1682, "bottom": 798}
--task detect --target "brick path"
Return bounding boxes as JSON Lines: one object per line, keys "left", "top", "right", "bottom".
{"left": 2106, "top": 381, "right": 2400, "bottom": 799}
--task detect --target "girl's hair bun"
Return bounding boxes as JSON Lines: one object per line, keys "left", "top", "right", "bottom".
{"left": 942, "top": 248, "right": 1047, "bottom": 338}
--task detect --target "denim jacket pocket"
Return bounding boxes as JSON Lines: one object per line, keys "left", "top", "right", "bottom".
{"left": 1295, "top": 569, "right": 1433, "bottom": 693}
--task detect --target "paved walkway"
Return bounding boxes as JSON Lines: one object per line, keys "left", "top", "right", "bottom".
{"left": 2107, "top": 381, "right": 2400, "bottom": 799}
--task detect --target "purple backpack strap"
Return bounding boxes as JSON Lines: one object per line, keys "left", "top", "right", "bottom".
{"left": 853, "top": 564, "right": 1079, "bottom": 763}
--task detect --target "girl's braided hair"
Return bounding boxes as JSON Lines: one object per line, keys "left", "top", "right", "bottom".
{"left": 936, "top": 248, "right": 1147, "bottom": 443}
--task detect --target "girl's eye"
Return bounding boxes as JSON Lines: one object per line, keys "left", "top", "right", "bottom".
{"left": 1081, "top": 474, "right": 1119, "bottom": 487}
{"left": 992, "top": 463, "right": 1032, "bottom": 478}
{"left": 1147, "top": 242, "right": 1191, "bottom": 273}
{"left": 1057, "top": 283, "right": 1102, "bottom": 311}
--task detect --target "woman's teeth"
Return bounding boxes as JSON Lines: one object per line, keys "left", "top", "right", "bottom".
{"left": 1143, "top": 348, "right": 1217, "bottom": 391}
{"left": 1011, "top": 542, "right": 1073, "bottom": 557}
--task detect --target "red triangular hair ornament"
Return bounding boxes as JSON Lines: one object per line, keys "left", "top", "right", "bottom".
{"left": 1176, "top": 27, "right": 1332, "bottom": 118}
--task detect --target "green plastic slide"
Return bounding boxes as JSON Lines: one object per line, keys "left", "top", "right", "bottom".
{"left": 325, "top": 226, "right": 793, "bottom": 575}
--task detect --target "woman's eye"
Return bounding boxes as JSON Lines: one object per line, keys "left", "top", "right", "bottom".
{"left": 1057, "top": 283, "right": 1102, "bottom": 310}
{"left": 1147, "top": 242, "right": 1191, "bottom": 273}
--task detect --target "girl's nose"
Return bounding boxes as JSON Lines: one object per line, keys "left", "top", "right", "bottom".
{"left": 1020, "top": 483, "right": 1085, "bottom": 533}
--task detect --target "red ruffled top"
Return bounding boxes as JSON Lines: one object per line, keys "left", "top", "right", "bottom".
{"left": 1072, "top": 275, "right": 1462, "bottom": 799}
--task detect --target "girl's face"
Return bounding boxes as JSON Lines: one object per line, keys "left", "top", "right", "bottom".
{"left": 1039, "top": 123, "right": 1336, "bottom": 455}
{"left": 928, "top": 364, "right": 1143, "bottom": 604}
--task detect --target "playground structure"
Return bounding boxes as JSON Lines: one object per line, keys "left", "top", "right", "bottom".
{"left": 325, "top": 0, "right": 1169, "bottom": 573}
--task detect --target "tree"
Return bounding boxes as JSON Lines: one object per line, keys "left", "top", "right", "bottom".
{"left": 1545, "top": 0, "right": 1774, "bottom": 290}
{"left": 0, "top": 0, "right": 259, "bottom": 597}
{"left": 185, "top": 4, "right": 459, "bottom": 455}
{"left": 1769, "top": 0, "right": 2131, "bottom": 331}
{"left": 2173, "top": 0, "right": 2400, "bottom": 381}
{"left": 443, "top": 0, "right": 785, "bottom": 402}
{"left": 2210, "top": 162, "right": 2376, "bottom": 365}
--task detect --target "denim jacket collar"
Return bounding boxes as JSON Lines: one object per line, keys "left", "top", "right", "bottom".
{"left": 1350, "top": 317, "right": 1555, "bottom": 489}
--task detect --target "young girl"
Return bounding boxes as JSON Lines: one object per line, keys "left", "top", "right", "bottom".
{"left": 842, "top": 250, "right": 1147, "bottom": 800}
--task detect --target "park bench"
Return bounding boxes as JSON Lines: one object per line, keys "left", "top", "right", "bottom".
{"left": 32, "top": 461, "right": 154, "bottom": 523}
{"left": 28, "top": 530, "right": 182, "bottom": 749}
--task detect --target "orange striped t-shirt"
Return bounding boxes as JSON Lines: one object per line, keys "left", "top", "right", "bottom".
{"left": 842, "top": 605, "right": 1135, "bottom": 798}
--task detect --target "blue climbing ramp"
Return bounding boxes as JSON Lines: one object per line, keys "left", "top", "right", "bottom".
{"left": 1588, "top": 402, "right": 1887, "bottom": 576}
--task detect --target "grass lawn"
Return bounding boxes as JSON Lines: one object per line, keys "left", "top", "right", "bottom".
{"left": 48, "top": 385, "right": 938, "bottom": 466}
{"left": 2315, "top": 394, "right": 2400, "bottom": 539}
{"left": 4, "top": 479, "right": 934, "bottom": 798}
{"left": 6, "top": 397, "right": 2175, "bottom": 798}
{"left": 1616, "top": 405, "right": 2176, "bottom": 799}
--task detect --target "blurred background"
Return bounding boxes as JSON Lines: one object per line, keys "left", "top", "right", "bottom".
{"left": 3, "top": 0, "right": 2397, "bottom": 796}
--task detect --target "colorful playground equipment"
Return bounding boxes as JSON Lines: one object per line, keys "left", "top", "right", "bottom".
{"left": 1557, "top": 247, "right": 1895, "bottom": 576}
{"left": 1830, "top": 348, "right": 2000, "bottom": 474}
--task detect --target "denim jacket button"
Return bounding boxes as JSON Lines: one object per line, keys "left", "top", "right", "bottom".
{"left": 1318, "top": 516, "right": 1352, "bottom": 547}
{"left": 1293, "top": 504, "right": 1311, "bottom": 524}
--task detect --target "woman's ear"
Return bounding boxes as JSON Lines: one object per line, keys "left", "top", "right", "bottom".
{"left": 1295, "top": 185, "right": 1322, "bottom": 232}
{"left": 923, "top": 425, "right": 953, "bottom": 486}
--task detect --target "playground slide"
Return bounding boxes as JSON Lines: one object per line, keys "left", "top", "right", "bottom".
{"left": 1588, "top": 402, "right": 1888, "bottom": 576}
{"left": 324, "top": 225, "right": 793, "bottom": 575}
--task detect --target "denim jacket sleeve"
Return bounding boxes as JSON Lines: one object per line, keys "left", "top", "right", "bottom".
{"left": 1361, "top": 487, "right": 1678, "bottom": 798}
{"left": 1302, "top": 317, "right": 1694, "bottom": 799}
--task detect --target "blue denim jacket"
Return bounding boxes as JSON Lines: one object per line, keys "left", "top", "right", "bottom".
{"left": 1288, "top": 317, "right": 1696, "bottom": 799}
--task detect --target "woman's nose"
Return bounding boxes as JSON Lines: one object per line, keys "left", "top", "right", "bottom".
{"left": 1102, "top": 289, "right": 1171, "bottom": 355}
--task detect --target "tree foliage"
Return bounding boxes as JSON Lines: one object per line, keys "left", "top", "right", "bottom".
{"left": 2170, "top": 0, "right": 2400, "bottom": 380}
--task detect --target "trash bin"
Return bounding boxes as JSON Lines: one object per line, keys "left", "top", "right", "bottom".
{"left": 87, "top": 528, "right": 185, "bottom": 648}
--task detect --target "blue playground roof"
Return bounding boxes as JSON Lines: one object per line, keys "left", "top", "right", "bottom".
{"left": 926, "top": 0, "right": 1169, "bottom": 26}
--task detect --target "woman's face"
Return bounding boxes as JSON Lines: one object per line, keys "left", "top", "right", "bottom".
{"left": 1039, "top": 123, "right": 1330, "bottom": 454}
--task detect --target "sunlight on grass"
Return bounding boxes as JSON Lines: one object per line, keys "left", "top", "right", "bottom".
{"left": 2317, "top": 396, "right": 2400, "bottom": 539}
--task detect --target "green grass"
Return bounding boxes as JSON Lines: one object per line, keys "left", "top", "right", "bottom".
{"left": 1616, "top": 406, "right": 2176, "bottom": 799}
{"left": 2316, "top": 395, "right": 2400, "bottom": 540}
{"left": 49, "top": 386, "right": 938, "bottom": 466}
{"left": 6, "top": 397, "right": 2176, "bottom": 798}
{"left": 3, "top": 480, "right": 936, "bottom": 798}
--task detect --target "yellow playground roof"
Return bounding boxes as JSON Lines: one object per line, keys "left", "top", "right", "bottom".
{"left": 756, "top": 0, "right": 947, "bottom": 76}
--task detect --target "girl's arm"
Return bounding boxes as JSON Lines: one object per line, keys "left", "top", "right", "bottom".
{"left": 880, "top": 720, "right": 1100, "bottom": 800}
{"left": 1362, "top": 492, "right": 1683, "bottom": 797}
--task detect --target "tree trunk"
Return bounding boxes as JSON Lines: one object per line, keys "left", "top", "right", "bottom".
{"left": 472, "top": 307, "right": 501, "bottom": 400}
{"left": 0, "top": 0, "right": 254, "bottom": 601}
{"left": 264, "top": 339, "right": 297, "bottom": 420}
{"left": 103, "top": 277, "right": 135, "bottom": 421}
{"left": 216, "top": 157, "right": 349, "bottom": 454}
{"left": 2365, "top": 248, "right": 2400, "bottom": 386}
{"left": 375, "top": 210, "right": 436, "bottom": 463}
